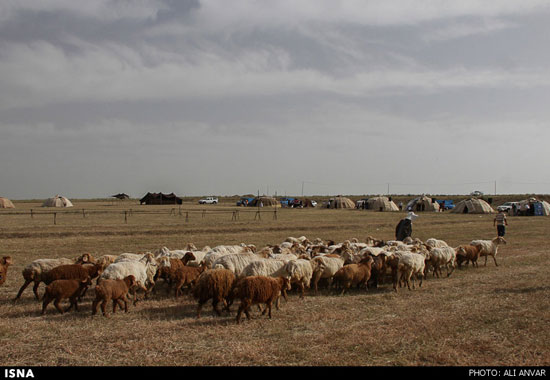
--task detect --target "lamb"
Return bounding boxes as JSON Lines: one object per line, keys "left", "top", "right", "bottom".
{"left": 310, "top": 255, "right": 345, "bottom": 294}
{"left": 470, "top": 237, "right": 507, "bottom": 266}
{"left": 425, "top": 246, "right": 456, "bottom": 278}
{"left": 173, "top": 263, "right": 207, "bottom": 298}
{"left": 211, "top": 252, "right": 264, "bottom": 277}
{"left": 233, "top": 276, "right": 291, "bottom": 324}
{"left": 192, "top": 268, "right": 236, "bottom": 318}
{"left": 0, "top": 256, "right": 13, "bottom": 286}
{"left": 41, "top": 277, "right": 92, "bottom": 315}
{"left": 455, "top": 244, "right": 482, "bottom": 268}
{"left": 368, "top": 253, "right": 388, "bottom": 289}
{"left": 155, "top": 252, "right": 196, "bottom": 290}
{"left": 92, "top": 275, "right": 137, "bottom": 317}
{"left": 98, "top": 257, "right": 158, "bottom": 304}
{"left": 283, "top": 259, "right": 313, "bottom": 298}
{"left": 332, "top": 256, "right": 374, "bottom": 295}
{"left": 14, "top": 258, "right": 75, "bottom": 301}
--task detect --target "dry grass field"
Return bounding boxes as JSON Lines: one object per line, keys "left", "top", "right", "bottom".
{"left": 0, "top": 199, "right": 548, "bottom": 366}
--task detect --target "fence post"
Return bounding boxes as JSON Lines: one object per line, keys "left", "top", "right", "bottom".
{"left": 186, "top": 212, "right": 189, "bottom": 222}
{"left": 273, "top": 209, "right": 277, "bottom": 220}
{"left": 30, "top": 209, "right": 34, "bottom": 219}
{"left": 82, "top": 209, "right": 86, "bottom": 218}
{"left": 53, "top": 212, "right": 57, "bottom": 225}
{"left": 202, "top": 210, "right": 206, "bottom": 218}
{"left": 124, "top": 211, "right": 128, "bottom": 224}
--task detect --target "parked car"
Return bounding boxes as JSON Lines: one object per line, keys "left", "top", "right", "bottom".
{"left": 199, "top": 197, "right": 218, "bottom": 204}
{"left": 436, "top": 200, "right": 455, "bottom": 210}
{"left": 497, "top": 202, "right": 519, "bottom": 213}
{"left": 236, "top": 197, "right": 254, "bottom": 206}
{"left": 279, "top": 197, "right": 295, "bottom": 207}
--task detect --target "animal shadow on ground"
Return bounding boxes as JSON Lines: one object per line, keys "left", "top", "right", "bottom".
{"left": 493, "top": 286, "right": 550, "bottom": 295}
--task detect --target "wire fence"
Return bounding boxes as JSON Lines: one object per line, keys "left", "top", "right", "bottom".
{"left": 0, "top": 207, "right": 280, "bottom": 225}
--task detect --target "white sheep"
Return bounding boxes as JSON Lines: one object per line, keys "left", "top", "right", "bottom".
{"left": 396, "top": 251, "right": 428, "bottom": 292}
{"left": 211, "top": 252, "right": 263, "bottom": 277}
{"left": 241, "top": 258, "right": 290, "bottom": 279}
{"left": 283, "top": 259, "right": 313, "bottom": 298}
{"left": 470, "top": 237, "right": 507, "bottom": 266}
{"left": 425, "top": 238, "right": 449, "bottom": 248}
{"left": 14, "top": 258, "right": 75, "bottom": 301}
{"left": 203, "top": 245, "right": 252, "bottom": 268}
{"left": 310, "top": 255, "right": 345, "bottom": 294}
{"left": 425, "top": 246, "right": 456, "bottom": 278}
{"left": 98, "top": 257, "right": 158, "bottom": 304}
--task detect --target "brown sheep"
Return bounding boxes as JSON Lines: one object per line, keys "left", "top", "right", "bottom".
{"left": 367, "top": 253, "right": 388, "bottom": 289}
{"left": 456, "top": 245, "right": 482, "bottom": 268}
{"left": 74, "top": 253, "right": 95, "bottom": 265}
{"left": 41, "top": 277, "right": 92, "bottom": 315}
{"left": 233, "top": 276, "right": 291, "bottom": 324}
{"left": 192, "top": 268, "right": 236, "bottom": 318}
{"left": 42, "top": 263, "right": 103, "bottom": 287}
{"left": 156, "top": 252, "right": 196, "bottom": 291}
{"left": 0, "top": 256, "right": 13, "bottom": 286}
{"left": 173, "top": 263, "right": 207, "bottom": 298}
{"left": 92, "top": 275, "right": 136, "bottom": 317}
{"left": 332, "top": 256, "right": 374, "bottom": 295}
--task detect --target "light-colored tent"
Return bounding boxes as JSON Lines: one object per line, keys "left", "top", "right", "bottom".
{"left": 367, "top": 196, "right": 399, "bottom": 212}
{"left": 0, "top": 197, "right": 15, "bottom": 209}
{"left": 249, "top": 196, "right": 280, "bottom": 207}
{"left": 327, "top": 196, "right": 355, "bottom": 209}
{"left": 450, "top": 198, "right": 494, "bottom": 214}
{"left": 518, "top": 197, "right": 550, "bottom": 216}
{"left": 406, "top": 195, "right": 440, "bottom": 212}
{"left": 42, "top": 195, "right": 73, "bottom": 208}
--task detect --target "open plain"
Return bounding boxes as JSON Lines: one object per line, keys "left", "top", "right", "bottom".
{"left": 0, "top": 198, "right": 548, "bottom": 366}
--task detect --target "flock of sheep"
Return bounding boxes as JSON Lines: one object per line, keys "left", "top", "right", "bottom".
{"left": 0, "top": 234, "right": 507, "bottom": 323}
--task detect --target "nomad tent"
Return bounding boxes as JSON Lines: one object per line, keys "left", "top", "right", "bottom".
{"left": 111, "top": 193, "right": 130, "bottom": 200}
{"left": 367, "top": 196, "right": 399, "bottom": 212}
{"left": 327, "top": 196, "right": 355, "bottom": 209}
{"left": 249, "top": 196, "right": 280, "bottom": 207}
{"left": 42, "top": 195, "right": 73, "bottom": 208}
{"left": 140, "top": 192, "right": 183, "bottom": 205}
{"left": 450, "top": 198, "right": 494, "bottom": 214}
{"left": 0, "top": 197, "right": 15, "bottom": 209}
{"left": 517, "top": 197, "right": 550, "bottom": 216}
{"left": 406, "top": 195, "right": 440, "bottom": 212}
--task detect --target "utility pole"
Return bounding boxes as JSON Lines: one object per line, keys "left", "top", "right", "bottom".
{"left": 301, "top": 181, "right": 304, "bottom": 197}
{"left": 494, "top": 180, "right": 497, "bottom": 195}
{"left": 387, "top": 183, "right": 390, "bottom": 195}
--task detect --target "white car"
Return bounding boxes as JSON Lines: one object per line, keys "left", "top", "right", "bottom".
{"left": 497, "top": 202, "right": 519, "bottom": 213}
{"left": 199, "top": 197, "right": 218, "bottom": 204}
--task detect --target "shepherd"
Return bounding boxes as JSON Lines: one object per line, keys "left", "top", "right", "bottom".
{"left": 395, "top": 212, "right": 418, "bottom": 241}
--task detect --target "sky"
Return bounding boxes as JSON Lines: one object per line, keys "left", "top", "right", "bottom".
{"left": 1, "top": 0, "right": 550, "bottom": 199}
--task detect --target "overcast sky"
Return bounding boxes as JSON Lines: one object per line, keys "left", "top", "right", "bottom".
{"left": 2, "top": 0, "right": 550, "bottom": 199}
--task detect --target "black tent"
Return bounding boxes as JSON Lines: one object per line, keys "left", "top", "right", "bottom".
{"left": 139, "top": 192, "right": 183, "bottom": 205}
{"left": 111, "top": 193, "right": 130, "bottom": 200}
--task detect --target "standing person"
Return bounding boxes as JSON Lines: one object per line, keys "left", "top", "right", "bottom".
{"left": 494, "top": 209, "right": 508, "bottom": 237}
{"left": 395, "top": 212, "right": 418, "bottom": 241}
{"left": 398, "top": 201, "right": 403, "bottom": 211}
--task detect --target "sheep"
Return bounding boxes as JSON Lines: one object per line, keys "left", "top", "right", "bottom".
{"left": 283, "top": 259, "right": 313, "bottom": 298}
{"left": 233, "top": 276, "right": 291, "bottom": 324}
{"left": 241, "top": 259, "right": 290, "bottom": 279}
{"left": 396, "top": 251, "right": 428, "bottom": 292}
{"left": 95, "top": 255, "right": 118, "bottom": 270}
{"left": 367, "top": 253, "right": 389, "bottom": 289}
{"left": 192, "top": 268, "right": 236, "bottom": 318}
{"left": 425, "top": 238, "right": 449, "bottom": 248}
{"left": 14, "top": 258, "right": 75, "bottom": 301}
{"left": 470, "top": 237, "right": 507, "bottom": 266}
{"left": 203, "top": 245, "right": 253, "bottom": 268}
{"left": 115, "top": 252, "right": 156, "bottom": 264}
{"left": 425, "top": 246, "right": 456, "bottom": 278}
{"left": 173, "top": 263, "right": 208, "bottom": 298}
{"left": 332, "top": 256, "right": 374, "bottom": 295}
{"left": 98, "top": 258, "right": 158, "bottom": 304}
{"left": 41, "top": 277, "right": 92, "bottom": 315}
{"left": 41, "top": 263, "right": 103, "bottom": 286}
{"left": 310, "top": 255, "right": 345, "bottom": 294}
{"left": 0, "top": 256, "right": 13, "bottom": 286}
{"left": 74, "top": 253, "right": 95, "bottom": 265}
{"left": 211, "top": 252, "right": 264, "bottom": 277}
{"left": 155, "top": 252, "right": 196, "bottom": 291}
{"left": 455, "top": 244, "right": 482, "bottom": 268}
{"left": 92, "top": 275, "right": 137, "bottom": 317}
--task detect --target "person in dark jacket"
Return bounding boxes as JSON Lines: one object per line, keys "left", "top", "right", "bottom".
{"left": 395, "top": 212, "right": 418, "bottom": 241}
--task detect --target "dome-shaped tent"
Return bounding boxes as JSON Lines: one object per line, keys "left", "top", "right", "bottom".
{"left": 327, "top": 196, "right": 355, "bottom": 209}
{"left": 518, "top": 197, "right": 550, "bottom": 216}
{"left": 42, "top": 195, "right": 73, "bottom": 208}
{"left": 450, "top": 198, "right": 494, "bottom": 214}
{"left": 249, "top": 196, "right": 280, "bottom": 207}
{"left": 0, "top": 197, "right": 15, "bottom": 209}
{"left": 367, "top": 196, "right": 399, "bottom": 212}
{"left": 406, "top": 195, "right": 440, "bottom": 212}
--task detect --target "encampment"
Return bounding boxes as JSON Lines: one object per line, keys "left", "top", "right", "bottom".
{"left": 450, "top": 198, "right": 494, "bottom": 214}
{"left": 406, "top": 195, "right": 440, "bottom": 212}
{"left": 326, "top": 196, "right": 355, "bottom": 209}
{"left": 366, "top": 196, "right": 399, "bottom": 212}
{"left": 0, "top": 197, "right": 15, "bottom": 209}
{"left": 42, "top": 195, "right": 73, "bottom": 208}
{"left": 517, "top": 197, "right": 550, "bottom": 216}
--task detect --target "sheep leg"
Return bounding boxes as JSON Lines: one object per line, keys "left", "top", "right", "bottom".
{"left": 266, "top": 301, "right": 273, "bottom": 319}
{"left": 299, "top": 283, "right": 305, "bottom": 299}
{"left": 100, "top": 299, "right": 108, "bottom": 317}
{"left": 236, "top": 300, "right": 250, "bottom": 324}
{"left": 212, "top": 299, "right": 222, "bottom": 316}
{"left": 65, "top": 297, "right": 77, "bottom": 312}
{"left": 484, "top": 254, "right": 488, "bottom": 266}
{"left": 492, "top": 255, "right": 499, "bottom": 267}
{"left": 197, "top": 301, "right": 205, "bottom": 318}
{"left": 41, "top": 295, "right": 52, "bottom": 315}
{"left": 14, "top": 280, "right": 32, "bottom": 301}
{"left": 91, "top": 298, "right": 100, "bottom": 316}
{"left": 53, "top": 299, "right": 64, "bottom": 314}
{"left": 33, "top": 281, "right": 42, "bottom": 300}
